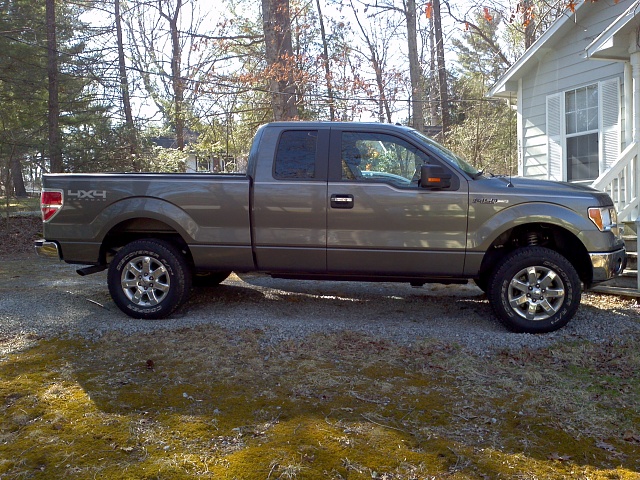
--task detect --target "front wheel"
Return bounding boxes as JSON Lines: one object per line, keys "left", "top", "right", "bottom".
{"left": 487, "top": 247, "right": 581, "bottom": 333}
{"left": 108, "top": 239, "right": 192, "bottom": 319}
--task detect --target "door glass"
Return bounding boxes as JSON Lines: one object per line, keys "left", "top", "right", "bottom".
{"left": 340, "top": 132, "right": 429, "bottom": 186}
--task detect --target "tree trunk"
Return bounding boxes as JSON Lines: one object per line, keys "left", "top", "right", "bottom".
{"left": 169, "top": 8, "right": 185, "bottom": 151}
{"left": 46, "top": 0, "right": 62, "bottom": 173}
{"left": 262, "top": 0, "right": 298, "bottom": 120}
{"left": 406, "top": 0, "right": 424, "bottom": 132}
{"left": 428, "top": 16, "right": 438, "bottom": 126}
{"left": 156, "top": 1, "right": 186, "bottom": 150}
{"left": 315, "top": 0, "right": 335, "bottom": 121}
{"left": 432, "top": 0, "right": 449, "bottom": 135}
{"left": 114, "top": 0, "right": 137, "bottom": 161}
{"left": 372, "top": 55, "right": 392, "bottom": 123}
{"left": 10, "top": 155, "right": 28, "bottom": 198}
{"left": 523, "top": 0, "right": 536, "bottom": 49}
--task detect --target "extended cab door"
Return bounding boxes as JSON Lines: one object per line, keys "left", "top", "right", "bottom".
{"left": 326, "top": 127, "right": 469, "bottom": 276}
{"left": 251, "top": 126, "right": 330, "bottom": 272}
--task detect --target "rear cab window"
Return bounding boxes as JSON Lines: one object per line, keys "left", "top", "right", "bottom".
{"left": 274, "top": 130, "right": 318, "bottom": 179}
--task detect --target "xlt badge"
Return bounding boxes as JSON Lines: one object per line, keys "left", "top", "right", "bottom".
{"left": 473, "top": 197, "right": 509, "bottom": 205}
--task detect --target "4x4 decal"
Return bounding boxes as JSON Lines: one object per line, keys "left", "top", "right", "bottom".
{"left": 67, "top": 190, "right": 107, "bottom": 201}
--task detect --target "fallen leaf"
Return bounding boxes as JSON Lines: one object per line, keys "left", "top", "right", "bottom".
{"left": 548, "top": 452, "right": 572, "bottom": 462}
{"left": 596, "top": 441, "right": 616, "bottom": 451}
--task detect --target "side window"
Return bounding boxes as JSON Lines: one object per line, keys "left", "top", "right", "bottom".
{"left": 274, "top": 130, "right": 317, "bottom": 179}
{"left": 341, "top": 132, "right": 430, "bottom": 186}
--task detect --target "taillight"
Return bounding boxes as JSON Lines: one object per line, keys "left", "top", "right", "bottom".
{"left": 41, "top": 189, "right": 64, "bottom": 222}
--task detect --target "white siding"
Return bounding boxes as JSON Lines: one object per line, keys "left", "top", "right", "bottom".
{"left": 519, "top": 0, "right": 629, "bottom": 178}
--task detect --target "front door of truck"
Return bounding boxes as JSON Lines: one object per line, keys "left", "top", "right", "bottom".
{"left": 326, "top": 128, "right": 469, "bottom": 277}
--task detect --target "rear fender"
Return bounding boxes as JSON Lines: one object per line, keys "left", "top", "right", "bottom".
{"left": 95, "top": 197, "right": 195, "bottom": 243}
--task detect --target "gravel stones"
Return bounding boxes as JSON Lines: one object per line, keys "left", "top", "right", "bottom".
{"left": 1, "top": 253, "right": 638, "bottom": 356}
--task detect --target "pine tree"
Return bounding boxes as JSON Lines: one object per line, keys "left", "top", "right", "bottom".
{"left": 448, "top": 9, "right": 517, "bottom": 175}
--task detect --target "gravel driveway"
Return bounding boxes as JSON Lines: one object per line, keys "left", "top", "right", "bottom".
{"left": 1, "top": 253, "right": 638, "bottom": 355}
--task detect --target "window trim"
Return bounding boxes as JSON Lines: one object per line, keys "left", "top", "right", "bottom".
{"left": 271, "top": 128, "right": 330, "bottom": 182}
{"left": 546, "top": 78, "right": 620, "bottom": 183}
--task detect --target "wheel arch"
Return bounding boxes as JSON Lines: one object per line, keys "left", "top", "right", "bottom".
{"left": 478, "top": 222, "right": 592, "bottom": 287}
{"left": 94, "top": 197, "right": 196, "bottom": 265}
{"left": 100, "top": 217, "right": 194, "bottom": 267}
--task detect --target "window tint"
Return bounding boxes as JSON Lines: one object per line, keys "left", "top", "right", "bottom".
{"left": 274, "top": 130, "right": 317, "bottom": 179}
{"left": 341, "top": 132, "right": 430, "bottom": 186}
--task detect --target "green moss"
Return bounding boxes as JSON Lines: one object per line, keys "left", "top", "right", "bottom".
{"left": 1, "top": 331, "right": 639, "bottom": 479}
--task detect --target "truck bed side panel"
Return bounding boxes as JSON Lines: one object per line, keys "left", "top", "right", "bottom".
{"left": 42, "top": 174, "right": 254, "bottom": 269}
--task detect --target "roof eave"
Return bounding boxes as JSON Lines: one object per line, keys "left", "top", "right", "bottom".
{"left": 488, "top": 3, "right": 587, "bottom": 98}
{"left": 586, "top": 0, "right": 640, "bottom": 60}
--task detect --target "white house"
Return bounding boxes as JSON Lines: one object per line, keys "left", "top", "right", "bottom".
{"left": 488, "top": 0, "right": 640, "bottom": 225}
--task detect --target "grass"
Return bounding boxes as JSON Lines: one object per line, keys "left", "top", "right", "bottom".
{"left": 1, "top": 327, "right": 639, "bottom": 479}
{"left": 0, "top": 195, "right": 40, "bottom": 217}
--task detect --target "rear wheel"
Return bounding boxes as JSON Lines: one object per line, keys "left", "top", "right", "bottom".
{"left": 108, "top": 239, "right": 192, "bottom": 319}
{"left": 488, "top": 247, "right": 581, "bottom": 333}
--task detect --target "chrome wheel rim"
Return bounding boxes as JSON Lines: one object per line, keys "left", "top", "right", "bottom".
{"left": 507, "top": 266, "right": 565, "bottom": 321}
{"left": 120, "top": 256, "right": 170, "bottom": 307}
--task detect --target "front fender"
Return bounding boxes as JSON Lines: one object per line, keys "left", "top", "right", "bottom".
{"left": 468, "top": 202, "right": 596, "bottom": 252}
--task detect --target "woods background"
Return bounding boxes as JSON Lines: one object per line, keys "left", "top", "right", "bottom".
{"left": 0, "top": 0, "right": 571, "bottom": 197}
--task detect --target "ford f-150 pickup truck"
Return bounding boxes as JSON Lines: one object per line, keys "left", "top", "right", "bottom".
{"left": 35, "top": 122, "right": 627, "bottom": 333}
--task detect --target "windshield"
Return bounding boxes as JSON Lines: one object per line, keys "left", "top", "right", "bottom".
{"left": 408, "top": 130, "right": 481, "bottom": 177}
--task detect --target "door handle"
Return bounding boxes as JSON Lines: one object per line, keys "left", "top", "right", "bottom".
{"left": 330, "top": 194, "right": 354, "bottom": 209}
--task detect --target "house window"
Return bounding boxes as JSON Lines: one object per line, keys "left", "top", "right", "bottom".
{"left": 546, "top": 78, "right": 619, "bottom": 183}
{"left": 565, "top": 85, "right": 598, "bottom": 181}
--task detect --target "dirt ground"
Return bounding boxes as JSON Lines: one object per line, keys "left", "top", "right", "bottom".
{"left": 1, "top": 213, "right": 640, "bottom": 478}
{"left": 0, "top": 215, "right": 42, "bottom": 257}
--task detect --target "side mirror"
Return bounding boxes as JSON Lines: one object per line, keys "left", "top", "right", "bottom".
{"left": 420, "top": 165, "right": 452, "bottom": 189}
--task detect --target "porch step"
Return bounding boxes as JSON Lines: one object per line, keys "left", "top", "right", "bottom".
{"left": 590, "top": 284, "right": 640, "bottom": 298}
{"left": 623, "top": 235, "right": 637, "bottom": 253}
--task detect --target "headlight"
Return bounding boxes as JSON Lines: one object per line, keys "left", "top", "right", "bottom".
{"left": 588, "top": 206, "right": 617, "bottom": 232}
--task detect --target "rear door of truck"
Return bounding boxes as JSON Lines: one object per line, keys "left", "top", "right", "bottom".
{"left": 326, "top": 125, "right": 469, "bottom": 277}
{"left": 251, "top": 125, "right": 330, "bottom": 272}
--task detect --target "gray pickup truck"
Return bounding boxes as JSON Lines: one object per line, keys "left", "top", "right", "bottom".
{"left": 35, "top": 122, "right": 626, "bottom": 333}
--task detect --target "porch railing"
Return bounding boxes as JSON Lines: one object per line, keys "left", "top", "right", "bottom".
{"left": 591, "top": 142, "right": 640, "bottom": 222}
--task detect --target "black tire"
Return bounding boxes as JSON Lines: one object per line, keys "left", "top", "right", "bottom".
{"left": 108, "top": 239, "right": 192, "bottom": 319}
{"left": 474, "top": 274, "right": 489, "bottom": 293}
{"left": 193, "top": 271, "right": 232, "bottom": 287}
{"left": 487, "top": 246, "right": 581, "bottom": 333}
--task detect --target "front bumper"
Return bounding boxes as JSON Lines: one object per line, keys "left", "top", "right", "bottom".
{"left": 590, "top": 247, "right": 627, "bottom": 284}
{"left": 34, "top": 240, "right": 61, "bottom": 260}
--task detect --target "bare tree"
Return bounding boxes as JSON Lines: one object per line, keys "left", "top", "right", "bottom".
{"left": 347, "top": 0, "right": 402, "bottom": 122}
{"left": 262, "top": 0, "right": 299, "bottom": 120}
{"left": 315, "top": 0, "right": 336, "bottom": 121}
{"left": 126, "top": 0, "right": 215, "bottom": 148}
{"left": 432, "top": 0, "right": 449, "bottom": 135}
{"left": 114, "top": 0, "right": 137, "bottom": 157}
{"left": 46, "top": 0, "right": 62, "bottom": 172}
{"left": 405, "top": 0, "right": 424, "bottom": 132}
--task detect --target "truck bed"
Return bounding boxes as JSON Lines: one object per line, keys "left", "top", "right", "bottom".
{"left": 41, "top": 173, "right": 255, "bottom": 270}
